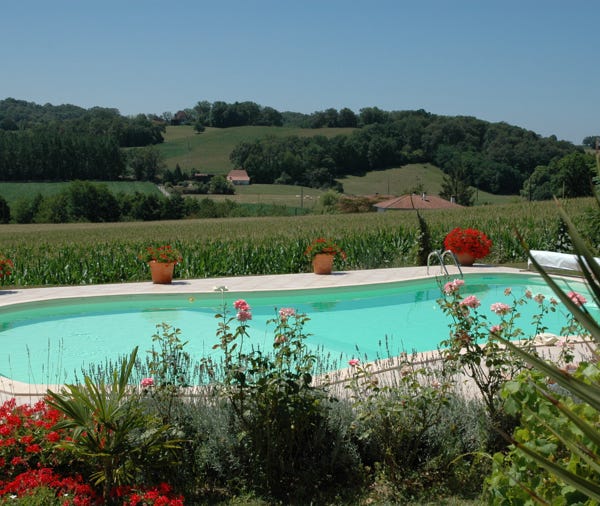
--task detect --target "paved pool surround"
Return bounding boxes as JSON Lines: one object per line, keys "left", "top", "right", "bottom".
{"left": 0, "top": 264, "right": 528, "bottom": 404}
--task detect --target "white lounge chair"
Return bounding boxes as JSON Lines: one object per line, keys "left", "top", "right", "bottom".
{"left": 528, "top": 250, "right": 600, "bottom": 272}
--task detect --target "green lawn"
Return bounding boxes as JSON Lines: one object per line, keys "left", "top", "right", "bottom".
{"left": 338, "top": 164, "right": 523, "bottom": 206}
{"left": 159, "top": 125, "right": 355, "bottom": 174}
{"left": 0, "top": 181, "right": 161, "bottom": 207}
{"left": 192, "top": 183, "right": 326, "bottom": 209}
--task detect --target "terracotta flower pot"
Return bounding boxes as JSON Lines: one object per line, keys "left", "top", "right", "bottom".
{"left": 312, "top": 254, "right": 334, "bottom": 275}
{"left": 148, "top": 261, "right": 175, "bottom": 284}
{"left": 455, "top": 252, "right": 476, "bottom": 266}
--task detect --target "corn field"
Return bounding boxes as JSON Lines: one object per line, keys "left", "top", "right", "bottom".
{"left": 0, "top": 198, "right": 595, "bottom": 287}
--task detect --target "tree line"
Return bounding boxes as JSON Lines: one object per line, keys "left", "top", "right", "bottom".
{"left": 0, "top": 180, "right": 298, "bottom": 224}
{"left": 0, "top": 98, "right": 165, "bottom": 147}
{"left": 1, "top": 97, "right": 595, "bottom": 202}
{"left": 230, "top": 111, "right": 582, "bottom": 197}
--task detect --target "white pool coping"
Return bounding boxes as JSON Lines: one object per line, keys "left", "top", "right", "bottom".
{"left": 0, "top": 264, "right": 532, "bottom": 403}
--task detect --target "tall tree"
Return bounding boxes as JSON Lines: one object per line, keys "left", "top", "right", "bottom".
{"left": 439, "top": 166, "right": 474, "bottom": 206}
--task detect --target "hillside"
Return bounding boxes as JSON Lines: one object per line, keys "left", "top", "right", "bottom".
{"left": 160, "top": 126, "right": 520, "bottom": 205}
{"left": 159, "top": 125, "right": 356, "bottom": 174}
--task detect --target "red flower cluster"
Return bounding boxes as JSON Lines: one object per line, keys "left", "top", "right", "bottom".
{"left": 114, "top": 483, "right": 184, "bottom": 506}
{"left": 304, "top": 238, "right": 347, "bottom": 261}
{"left": 0, "top": 255, "right": 13, "bottom": 279}
{"left": 1, "top": 468, "right": 99, "bottom": 505}
{"left": 0, "top": 398, "right": 66, "bottom": 477}
{"left": 443, "top": 227, "right": 492, "bottom": 260}
{"left": 138, "top": 244, "right": 183, "bottom": 264}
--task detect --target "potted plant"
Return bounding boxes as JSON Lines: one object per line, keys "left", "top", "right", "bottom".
{"left": 443, "top": 227, "right": 492, "bottom": 266}
{"left": 304, "top": 238, "right": 347, "bottom": 274}
{"left": 138, "top": 244, "right": 183, "bottom": 284}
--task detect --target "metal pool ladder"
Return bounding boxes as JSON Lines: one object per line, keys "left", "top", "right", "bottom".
{"left": 427, "top": 250, "right": 463, "bottom": 277}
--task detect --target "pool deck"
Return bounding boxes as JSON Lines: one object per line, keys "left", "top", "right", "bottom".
{"left": 0, "top": 264, "right": 525, "bottom": 307}
{"left": 0, "top": 264, "right": 531, "bottom": 404}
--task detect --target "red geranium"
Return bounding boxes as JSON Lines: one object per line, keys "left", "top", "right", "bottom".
{"left": 138, "top": 244, "right": 183, "bottom": 264}
{"left": 0, "top": 255, "right": 13, "bottom": 279}
{"left": 304, "top": 238, "right": 347, "bottom": 261}
{"left": 443, "top": 227, "right": 492, "bottom": 260}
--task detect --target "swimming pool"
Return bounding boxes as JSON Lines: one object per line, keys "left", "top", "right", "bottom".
{"left": 0, "top": 273, "right": 596, "bottom": 384}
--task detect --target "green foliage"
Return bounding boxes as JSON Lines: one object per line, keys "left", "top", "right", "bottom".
{"left": 415, "top": 210, "right": 432, "bottom": 265}
{"left": 209, "top": 301, "right": 362, "bottom": 503}
{"left": 486, "top": 368, "right": 600, "bottom": 504}
{"left": 0, "top": 195, "right": 9, "bottom": 223}
{"left": 437, "top": 279, "right": 543, "bottom": 438}
{"left": 45, "top": 348, "right": 182, "bottom": 505}
{"left": 486, "top": 154, "right": 600, "bottom": 502}
{"left": 0, "top": 127, "right": 125, "bottom": 181}
{"left": 346, "top": 357, "right": 488, "bottom": 502}
{"left": 144, "top": 323, "right": 192, "bottom": 424}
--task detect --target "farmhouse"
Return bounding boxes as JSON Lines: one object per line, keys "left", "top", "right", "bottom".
{"left": 373, "top": 193, "right": 463, "bottom": 212}
{"left": 227, "top": 169, "right": 250, "bottom": 185}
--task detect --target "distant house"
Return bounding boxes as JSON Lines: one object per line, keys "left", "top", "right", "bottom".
{"left": 227, "top": 169, "right": 250, "bottom": 185}
{"left": 373, "top": 193, "right": 463, "bottom": 212}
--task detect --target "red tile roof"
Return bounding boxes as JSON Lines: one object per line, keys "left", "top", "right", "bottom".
{"left": 227, "top": 169, "right": 250, "bottom": 181}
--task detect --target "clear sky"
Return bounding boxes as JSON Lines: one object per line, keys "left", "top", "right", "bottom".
{"left": 1, "top": 0, "right": 597, "bottom": 144}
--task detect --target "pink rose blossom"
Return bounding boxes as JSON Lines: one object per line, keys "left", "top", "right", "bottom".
{"left": 504, "top": 287, "right": 512, "bottom": 296}
{"left": 524, "top": 289, "right": 532, "bottom": 299}
{"left": 490, "top": 302, "right": 511, "bottom": 315}
{"left": 443, "top": 279, "right": 465, "bottom": 294}
{"left": 279, "top": 307, "right": 296, "bottom": 320}
{"left": 460, "top": 295, "right": 481, "bottom": 309}
{"left": 490, "top": 324, "right": 502, "bottom": 334}
{"left": 533, "top": 293, "right": 545, "bottom": 304}
{"left": 274, "top": 334, "right": 287, "bottom": 344}
{"left": 234, "top": 299, "right": 250, "bottom": 311}
{"left": 140, "top": 377, "right": 154, "bottom": 388}
{"left": 567, "top": 291, "right": 587, "bottom": 307}
{"left": 236, "top": 309, "right": 252, "bottom": 322}
{"left": 348, "top": 358, "right": 360, "bottom": 367}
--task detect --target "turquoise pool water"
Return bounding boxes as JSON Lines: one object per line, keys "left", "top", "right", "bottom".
{"left": 0, "top": 273, "right": 597, "bottom": 384}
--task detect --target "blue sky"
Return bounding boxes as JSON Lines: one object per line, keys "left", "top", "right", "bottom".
{"left": 1, "top": 0, "right": 597, "bottom": 143}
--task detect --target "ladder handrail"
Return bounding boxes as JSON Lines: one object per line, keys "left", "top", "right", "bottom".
{"left": 442, "top": 250, "right": 463, "bottom": 277}
{"left": 426, "top": 249, "right": 463, "bottom": 278}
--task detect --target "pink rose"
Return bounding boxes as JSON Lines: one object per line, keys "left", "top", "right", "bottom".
{"left": 490, "top": 324, "right": 502, "bottom": 334}
{"left": 443, "top": 279, "right": 465, "bottom": 294}
{"left": 234, "top": 299, "right": 250, "bottom": 311}
{"left": 490, "top": 302, "right": 511, "bottom": 315}
{"left": 460, "top": 295, "right": 481, "bottom": 309}
{"left": 348, "top": 358, "right": 360, "bottom": 367}
{"left": 279, "top": 307, "right": 296, "bottom": 320}
{"left": 236, "top": 309, "right": 252, "bottom": 322}
{"left": 567, "top": 291, "right": 587, "bottom": 307}
{"left": 140, "top": 377, "right": 154, "bottom": 388}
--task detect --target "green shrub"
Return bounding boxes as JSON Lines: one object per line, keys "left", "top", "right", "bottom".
{"left": 209, "top": 300, "right": 364, "bottom": 504}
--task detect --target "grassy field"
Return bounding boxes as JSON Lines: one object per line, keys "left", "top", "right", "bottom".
{"left": 159, "top": 125, "right": 356, "bottom": 174}
{"left": 190, "top": 183, "right": 327, "bottom": 209}
{"left": 0, "top": 181, "right": 160, "bottom": 207}
{"left": 338, "top": 164, "right": 521, "bottom": 205}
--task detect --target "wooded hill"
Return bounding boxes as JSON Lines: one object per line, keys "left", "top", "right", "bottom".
{"left": 0, "top": 98, "right": 590, "bottom": 201}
